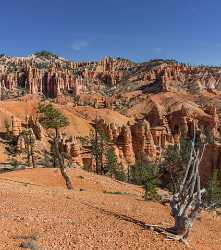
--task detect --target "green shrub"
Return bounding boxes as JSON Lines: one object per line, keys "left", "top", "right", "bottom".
{"left": 10, "top": 158, "right": 19, "bottom": 169}
{"left": 128, "top": 154, "right": 158, "bottom": 186}
{"left": 34, "top": 50, "right": 59, "bottom": 59}
{"left": 128, "top": 154, "right": 159, "bottom": 201}
{"left": 105, "top": 147, "right": 126, "bottom": 181}
{"left": 160, "top": 138, "right": 191, "bottom": 193}
{"left": 204, "top": 169, "right": 221, "bottom": 210}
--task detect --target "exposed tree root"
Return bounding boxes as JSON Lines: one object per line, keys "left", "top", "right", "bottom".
{"left": 81, "top": 202, "right": 192, "bottom": 247}
{"left": 144, "top": 223, "right": 190, "bottom": 247}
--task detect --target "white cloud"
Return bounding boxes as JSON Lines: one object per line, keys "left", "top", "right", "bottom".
{"left": 71, "top": 40, "right": 88, "bottom": 51}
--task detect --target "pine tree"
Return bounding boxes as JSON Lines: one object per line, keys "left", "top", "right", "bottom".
{"left": 38, "top": 103, "right": 73, "bottom": 190}
{"left": 89, "top": 121, "right": 109, "bottom": 175}
{"left": 129, "top": 154, "right": 159, "bottom": 201}
{"left": 105, "top": 147, "right": 126, "bottom": 181}
{"left": 205, "top": 169, "right": 221, "bottom": 209}
{"left": 38, "top": 103, "right": 69, "bottom": 137}
{"left": 160, "top": 138, "right": 191, "bottom": 193}
{"left": 144, "top": 178, "right": 159, "bottom": 201}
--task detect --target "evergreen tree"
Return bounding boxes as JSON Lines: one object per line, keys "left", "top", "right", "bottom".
{"left": 204, "top": 169, "right": 221, "bottom": 209}
{"left": 129, "top": 154, "right": 159, "bottom": 201}
{"left": 38, "top": 103, "right": 73, "bottom": 190}
{"left": 160, "top": 138, "right": 191, "bottom": 193}
{"left": 105, "top": 147, "right": 126, "bottom": 181}
{"left": 38, "top": 103, "right": 69, "bottom": 137}
{"left": 89, "top": 122, "right": 109, "bottom": 175}
{"left": 144, "top": 176, "right": 159, "bottom": 201}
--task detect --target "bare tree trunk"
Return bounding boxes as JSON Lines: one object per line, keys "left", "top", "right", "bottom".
{"left": 27, "top": 145, "right": 31, "bottom": 168}
{"left": 30, "top": 145, "right": 36, "bottom": 168}
{"left": 170, "top": 124, "right": 206, "bottom": 238}
{"left": 53, "top": 147, "right": 56, "bottom": 168}
{"left": 23, "top": 129, "right": 36, "bottom": 168}
{"left": 54, "top": 138, "right": 73, "bottom": 190}
{"left": 95, "top": 127, "right": 100, "bottom": 174}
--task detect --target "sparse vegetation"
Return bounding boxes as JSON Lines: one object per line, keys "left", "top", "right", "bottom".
{"left": 105, "top": 147, "right": 126, "bottom": 181}
{"left": 128, "top": 154, "right": 159, "bottom": 201}
{"left": 1, "top": 7, "right": 221, "bottom": 250}
{"left": 143, "top": 123, "right": 206, "bottom": 243}
{"left": 89, "top": 123, "right": 108, "bottom": 175}
{"left": 204, "top": 169, "right": 221, "bottom": 209}
{"left": 143, "top": 58, "right": 179, "bottom": 68}
{"left": 34, "top": 50, "right": 59, "bottom": 59}
{"left": 103, "top": 191, "right": 130, "bottom": 195}
{"left": 160, "top": 138, "right": 191, "bottom": 193}
{"left": 10, "top": 158, "right": 20, "bottom": 169}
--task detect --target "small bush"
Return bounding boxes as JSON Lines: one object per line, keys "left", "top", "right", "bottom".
{"left": 204, "top": 169, "right": 221, "bottom": 210}
{"left": 128, "top": 154, "right": 158, "bottom": 186}
{"left": 105, "top": 147, "right": 126, "bottom": 181}
{"left": 159, "top": 138, "right": 191, "bottom": 193}
{"left": 128, "top": 154, "right": 159, "bottom": 201}
{"left": 10, "top": 158, "right": 19, "bottom": 169}
{"left": 103, "top": 191, "right": 129, "bottom": 195}
{"left": 144, "top": 178, "right": 160, "bottom": 201}
{"left": 34, "top": 50, "right": 58, "bottom": 59}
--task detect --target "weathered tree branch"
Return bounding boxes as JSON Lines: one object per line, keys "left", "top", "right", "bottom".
{"left": 169, "top": 122, "right": 205, "bottom": 238}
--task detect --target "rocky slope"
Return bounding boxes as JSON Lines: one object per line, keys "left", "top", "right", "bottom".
{"left": 0, "top": 54, "right": 221, "bottom": 181}
{"left": 0, "top": 167, "right": 220, "bottom": 250}
{"left": 0, "top": 53, "right": 221, "bottom": 249}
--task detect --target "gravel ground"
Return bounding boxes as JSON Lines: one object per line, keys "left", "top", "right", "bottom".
{"left": 0, "top": 168, "right": 220, "bottom": 250}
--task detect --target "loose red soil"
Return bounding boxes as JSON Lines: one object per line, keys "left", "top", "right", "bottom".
{"left": 0, "top": 168, "right": 220, "bottom": 249}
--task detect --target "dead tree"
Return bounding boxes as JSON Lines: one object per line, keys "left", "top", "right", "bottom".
{"left": 169, "top": 126, "right": 206, "bottom": 239}
{"left": 145, "top": 123, "right": 206, "bottom": 244}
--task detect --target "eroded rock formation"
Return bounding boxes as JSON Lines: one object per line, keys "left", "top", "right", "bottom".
{"left": 1, "top": 55, "right": 221, "bottom": 182}
{"left": 93, "top": 103, "right": 220, "bottom": 169}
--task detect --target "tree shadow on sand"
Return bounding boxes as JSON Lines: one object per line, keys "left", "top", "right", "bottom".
{"left": 80, "top": 202, "right": 190, "bottom": 246}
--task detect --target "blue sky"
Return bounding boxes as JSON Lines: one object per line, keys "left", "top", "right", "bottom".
{"left": 0, "top": 0, "right": 221, "bottom": 65}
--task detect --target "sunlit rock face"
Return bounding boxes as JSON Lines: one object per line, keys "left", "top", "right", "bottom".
{"left": 1, "top": 55, "right": 221, "bottom": 182}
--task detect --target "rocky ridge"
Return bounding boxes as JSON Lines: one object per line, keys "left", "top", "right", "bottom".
{"left": 1, "top": 54, "right": 221, "bottom": 182}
